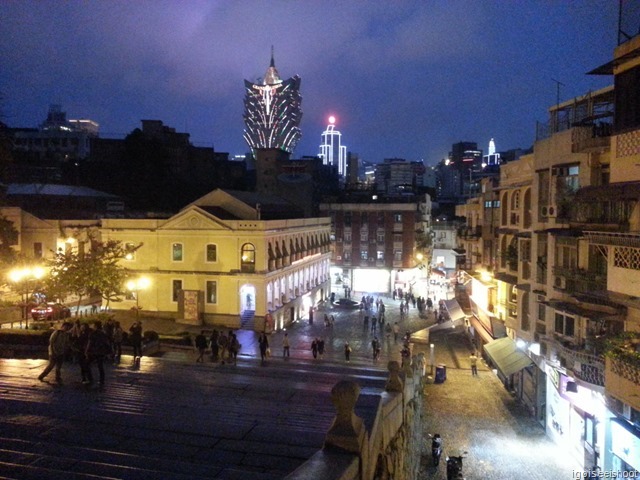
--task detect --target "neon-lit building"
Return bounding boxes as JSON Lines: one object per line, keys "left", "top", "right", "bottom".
{"left": 243, "top": 51, "right": 302, "bottom": 153}
{"left": 318, "top": 116, "right": 347, "bottom": 177}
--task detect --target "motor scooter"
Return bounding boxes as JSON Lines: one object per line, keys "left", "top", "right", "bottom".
{"left": 445, "top": 452, "right": 467, "bottom": 479}
{"left": 428, "top": 433, "right": 442, "bottom": 466}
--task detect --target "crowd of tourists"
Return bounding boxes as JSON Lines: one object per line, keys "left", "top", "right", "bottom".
{"left": 38, "top": 318, "right": 144, "bottom": 386}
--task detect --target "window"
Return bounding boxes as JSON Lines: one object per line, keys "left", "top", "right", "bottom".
{"left": 241, "top": 243, "right": 256, "bottom": 272}
{"left": 377, "top": 233, "right": 385, "bottom": 243}
{"left": 377, "top": 251, "right": 384, "bottom": 260}
{"left": 172, "top": 243, "right": 183, "bottom": 262}
{"left": 206, "top": 244, "right": 217, "bottom": 262}
{"left": 555, "top": 312, "right": 575, "bottom": 337}
{"left": 361, "top": 212, "right": 368, "bottom": 224}
{"left": 344, "top": 233, "right": 352, "bottom": 243}
{"left": 206, "top": 281, "right": 217, "bottom": 304}
{"left": 360, "top": 232, "right": 368, "bottom": 242}
{"left": 344, "top": 212, "right": 352, "bottom": 227}
{"left": 394, "top": 250, "right": 402, "bottom": 261}
{"left": 393, "top": 213, "right": 402, "bottom": 223}
{"left": 360, "top": 250, "right": 368, "bottom": 260}
{"left": 172, "top": 280, "right": 182, "bottom": 302}
{"left": 33, "top": 242, "right": 43, "bottom": 258}
{"left": 538, "top": 303, "right": 546, "bottom": 322}
{"left": 344, "top": 251, "right": 351, "bottom": 261}
{"left": 393, "top": 234, "right": 402, "bottom": 243}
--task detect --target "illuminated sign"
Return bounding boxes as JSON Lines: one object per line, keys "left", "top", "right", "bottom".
{"left": 611, "top": 420, "right": 640, "bottom": 472}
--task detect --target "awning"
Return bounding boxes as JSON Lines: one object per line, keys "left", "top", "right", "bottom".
{"left": 444, "top": 299, "right": 466, "bottom": 322}
{"left": 484, "top": 337, "right": 533, "bottom": 377}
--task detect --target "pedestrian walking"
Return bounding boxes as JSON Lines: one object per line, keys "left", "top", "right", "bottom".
{"left": 311, "top": 338, "right": 318, "bottom": 359}
{"left": 129, "top": 321, "right": 143, "bottom": 365}
{"left": 229, "top": 332, "right": 240, "bottom": 365}
{"left": 371, "top": 316, "right": 377, "bottom": 333}
{"left": 282, "top": 332, "right": 290, "bottom": 358}
{"left": 85, "top": 321, "right": 112, "bottom": 386}
{"left": 209, "top": 329, "right": 219, "bottom": 361}
{"left": 371, "top": 337, "right": 380, "bottom": 362}
{"left": 258, "top": 332, "right": 269, "bottom": 363}
{"left": 470, "top": 352, "right": 478, "bottom": 376}
{"left": 38, "top": 321, "right": 72, "bottom": 383}
{"left": 344, "top": 342, "right": 351, "bottom": 362}
{"left": 218, "top": 331, "right": 229, "bottom": 364}
{"left": 195, "top": 330, "right": 208, "bottom": 363}
{"left": 318, "top": 338, "right": 325, "bottom": 359}
{"left": 393, "top": 322, "right": 400, "bottom": 342}
{"left": 112, "top": 321, "right": 123, "bottom": 363}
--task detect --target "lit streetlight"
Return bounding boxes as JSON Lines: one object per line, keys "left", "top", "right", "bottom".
{"left": 126, "top": 277, "right": 150, "bottom": 319}
{"left": 8, "top": 266, "right": 45, "bottom": 329}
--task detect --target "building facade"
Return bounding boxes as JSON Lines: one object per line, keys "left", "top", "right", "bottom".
{"left": 454, "top": 34, "right": 640, "bottom": 476}
{"left": 3, "top": 189, "right": 332, "bottom": 332}
{"left": 320, "top": 193, "right": 431, "bottom": 297}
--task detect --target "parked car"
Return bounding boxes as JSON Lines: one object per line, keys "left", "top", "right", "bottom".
{"left": 31, "top": 303, "right": 71, "bottom": 321}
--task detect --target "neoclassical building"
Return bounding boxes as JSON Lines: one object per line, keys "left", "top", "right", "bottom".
{"left": 3, "top": 189, "right": 332, "bottom": 331}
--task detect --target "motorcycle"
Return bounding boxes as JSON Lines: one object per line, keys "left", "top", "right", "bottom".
{"left": 429, "top": 433, "right": 442, "bottom": 466}
{"left": 446, "top": 452, "right": 467, "bottom": 480}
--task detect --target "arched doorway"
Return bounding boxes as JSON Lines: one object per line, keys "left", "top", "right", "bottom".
{"left": 240, "top": 284, "right": 256, "bottom": 313}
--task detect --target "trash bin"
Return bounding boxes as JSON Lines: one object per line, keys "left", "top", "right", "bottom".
{"left": 435, "top": 364, "right": 447, "bottom": 384}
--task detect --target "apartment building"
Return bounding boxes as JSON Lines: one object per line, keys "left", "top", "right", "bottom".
{"left": 319, "top": 192, "right": 431, "bottom": 296}
{"left": 455, "top": 36, "right": 640, "bottom": 476}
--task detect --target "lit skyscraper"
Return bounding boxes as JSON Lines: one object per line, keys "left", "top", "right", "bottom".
{"left": 318, "top": 116, "right": 347, "bottom": 177}
{"left": 243, "top": 50, "right": 302, "bottom": 153}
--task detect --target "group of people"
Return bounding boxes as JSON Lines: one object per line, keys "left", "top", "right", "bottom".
{"left": 195, "top": 329, "right": 241, "bottom": 365}
{"left": 38, "top": 319, "right": 144, "bottom": 386}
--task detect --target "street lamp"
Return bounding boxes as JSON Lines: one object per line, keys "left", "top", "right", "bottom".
{"left": 126, "top": 277, "right": 150, "bottom": 319}
{"left": 8, "top": 266, "right": 45, "bottom": 329}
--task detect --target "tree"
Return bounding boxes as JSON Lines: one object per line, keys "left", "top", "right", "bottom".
{"left": 45, "top": 240, "right": 141, "bottom": 311}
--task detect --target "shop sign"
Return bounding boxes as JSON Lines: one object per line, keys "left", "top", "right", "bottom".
{"left": 611, "top": 420, "right": 640, "bottom": 472}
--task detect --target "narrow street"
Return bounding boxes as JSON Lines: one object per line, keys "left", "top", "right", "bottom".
{"left": 420, "top": 329, "right": 575, "bottom": 479}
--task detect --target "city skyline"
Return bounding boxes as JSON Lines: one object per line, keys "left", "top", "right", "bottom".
{"left": 0, "top": 1, "right": 622, "bottom": 164}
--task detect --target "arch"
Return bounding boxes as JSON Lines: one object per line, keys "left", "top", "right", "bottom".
{"left": 523, "top": 188, "right": 532, "bottom": 228}
{"left": 240, "top": 284, "right": 256, "bottom": 313}
{"left": 241, "top": 243, "right": 256, "bottom": 273}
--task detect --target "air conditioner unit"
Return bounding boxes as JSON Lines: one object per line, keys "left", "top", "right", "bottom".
{"left": 554, "top": 276, "right": 566, "bottom": 290}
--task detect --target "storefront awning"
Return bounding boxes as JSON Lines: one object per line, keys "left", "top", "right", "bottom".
{"left": 484, "top": 337, "right": 533, "bottom": 377}
{"left": 444, "top": 299, "right": 466, "bottom": 322}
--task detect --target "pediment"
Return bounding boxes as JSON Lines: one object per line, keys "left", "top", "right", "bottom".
{"left": 159, "top": 207, "right": 230, "bottom": 231}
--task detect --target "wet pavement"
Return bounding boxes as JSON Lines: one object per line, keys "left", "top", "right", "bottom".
{"left": 0, "top": 292, "right": 577, "bottom": 479}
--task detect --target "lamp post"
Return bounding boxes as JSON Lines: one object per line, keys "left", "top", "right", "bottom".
{"left": 126, "top": 277, "right": 150, "bottom": 320}
{"left": 8, "top": 266, "right": 45, "bottom": 329}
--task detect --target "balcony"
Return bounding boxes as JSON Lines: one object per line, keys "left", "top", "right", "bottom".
{"left": 546, "top": 334, "right": 605, "bottom": 386}
{"left": 603, "top": 333, "right": 640, "bottom": 411}
{"left": 458, "top": 226, "right": 482, "bottom": 239}
{"left": 552, "top": 266, "right": 607, "bottom": 294}
{"left": 571, "top": 124, "right": 612, "bottom": 153}
{"left": 605, "top": 356, "right": 640, "bottom": 411}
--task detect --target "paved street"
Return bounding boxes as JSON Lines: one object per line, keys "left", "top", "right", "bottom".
{"left": 0, "top": 292, "right": 578, "bottom": 479}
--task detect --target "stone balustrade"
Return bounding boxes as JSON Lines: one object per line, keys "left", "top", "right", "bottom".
{"left": 286, "top": 353, "right": 425, "bottom": 480}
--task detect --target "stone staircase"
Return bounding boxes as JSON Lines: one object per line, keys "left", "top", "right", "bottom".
{"left": 0, "top": 354, "right": 389, "bottom": 480}
{"left": 240, "top": 308, "right": 256, "bottom": 330}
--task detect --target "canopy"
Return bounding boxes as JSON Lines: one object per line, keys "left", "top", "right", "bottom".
{"left": 484, "top": 337, "right": 533, "bottom": 377}
{"left": 444, "top": 299, "right": 466, "bottom": 323}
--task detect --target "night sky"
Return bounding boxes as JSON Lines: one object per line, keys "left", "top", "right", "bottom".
{"left": 0, "top": 1, "right": 621, "bottom": 165}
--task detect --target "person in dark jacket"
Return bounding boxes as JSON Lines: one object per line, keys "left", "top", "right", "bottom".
{"left": 86, "top": 321, "right": 112, "bottom": 385}
{"left": 195, "top": 331, "right": 208, "bottom": 363}
{"left": 258, "top": 333, "right": 269, "bottom": 363}
{"left": 129, "top": 321, "right": 143, "bottom": 364}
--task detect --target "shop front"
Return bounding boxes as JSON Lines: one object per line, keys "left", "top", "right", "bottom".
{"left": 546, "top": 365, "right": 611, "bottom": 472}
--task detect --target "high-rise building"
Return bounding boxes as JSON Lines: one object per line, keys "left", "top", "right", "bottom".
{"left": 318, "top": 116, "right": 347, "bottom": 177}
{"left": 243, "top": 51, "right": 302, "bottom": 153}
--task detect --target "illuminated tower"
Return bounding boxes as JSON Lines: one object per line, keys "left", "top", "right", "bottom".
{"left": 243, "top": 50, "right": 302, "bottom": 153}
{"left": 318, "top": 116, "right": 347, "bottom": 177}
